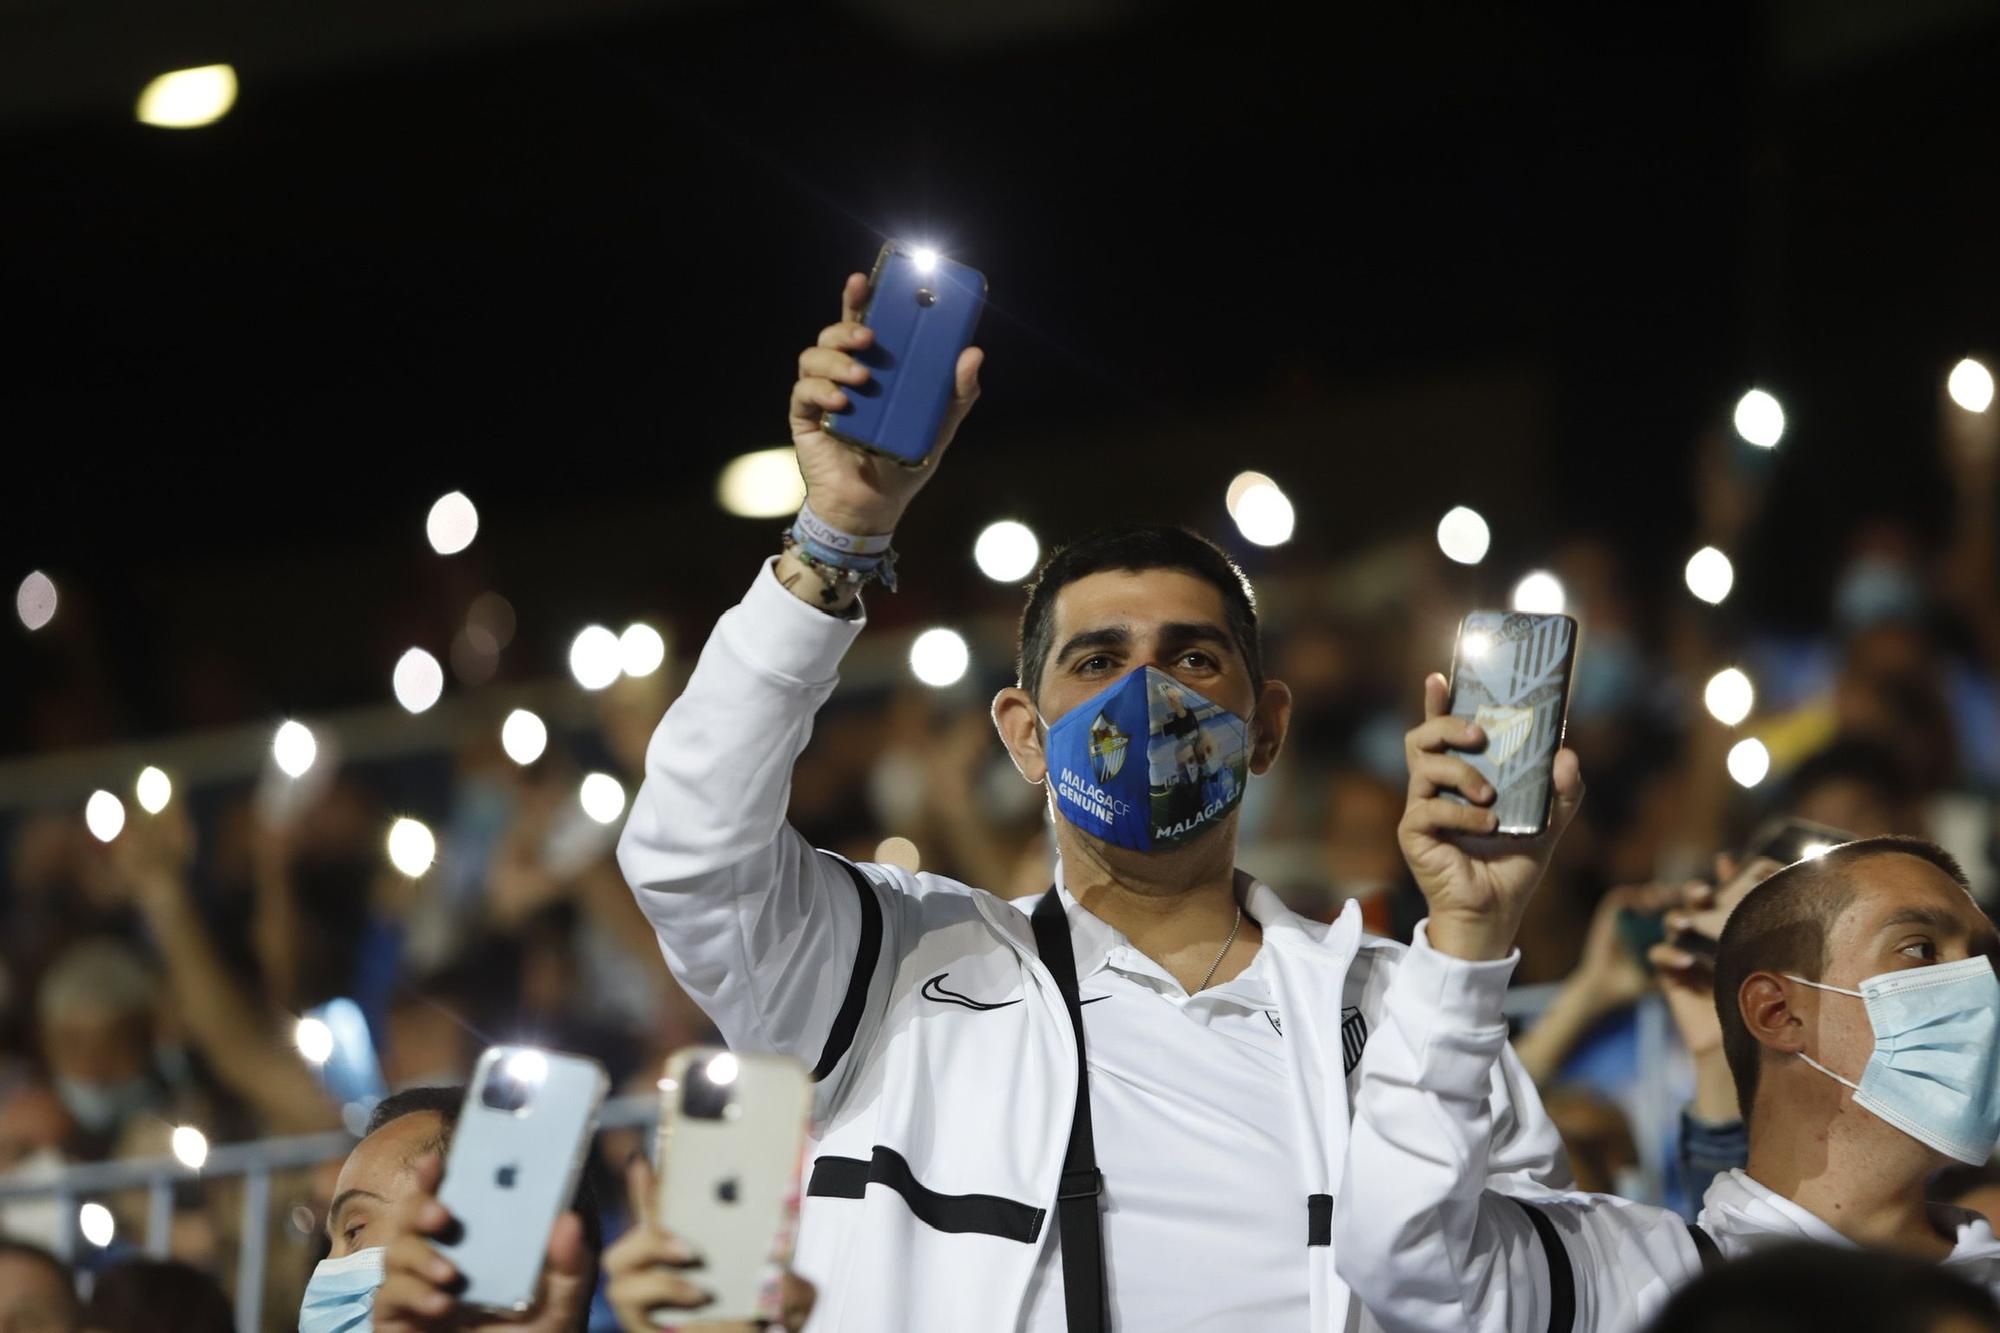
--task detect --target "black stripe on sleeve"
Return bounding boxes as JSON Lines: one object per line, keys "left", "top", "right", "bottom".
{"left": 1307, "top": 1194, "right": 1333, "bottom": 1247}
{"left": 806, "top": 1146, "right": 1046, "bottom": 1243}
{"left": 810, "top": 856, "right": 884, "bottom": 1083}
{"left": 1517, "top": 1199, "right": 1576, "bottom": 1333}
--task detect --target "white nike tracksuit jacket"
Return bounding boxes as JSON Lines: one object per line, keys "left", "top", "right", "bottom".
{"left": 616, "top": 563, "right": 1570, "bottom": 1331}
{"left": 1332, "top": 925, "right": 2000, "bottom": 1332}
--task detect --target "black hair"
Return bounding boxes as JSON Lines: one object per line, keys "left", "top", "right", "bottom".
{"left": 0, "top": 1237, "right": 77, "bottom": 1317}
{"left": 364, "top": 1085, "right": 466, "bottom": 1158}
{"left": 1015, "top": 523, "right": 1265, "bottom": 703}
{"left": 363, "top": 1082, "right": 604, "bottom": 1260}
{"left": 84, "top": 1259, "right": 233, "bottom": 1333}
{"left": 1643, "top": 1241, "right": 1999, "bottom": 1333}
{"left": 1714, "top": 835, "right": 1972, "bottom": 1127}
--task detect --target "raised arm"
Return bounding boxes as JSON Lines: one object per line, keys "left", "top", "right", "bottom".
{"left": 1335, "top": 675, "right": 1701, "bottom": 1332}
{"left": 615, "top": 274, "right": 982, "bottom": 1080}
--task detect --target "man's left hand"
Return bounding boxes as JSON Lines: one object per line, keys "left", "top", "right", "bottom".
{"left": 1398, "top": 672, "right": 1584, "bottom": 961}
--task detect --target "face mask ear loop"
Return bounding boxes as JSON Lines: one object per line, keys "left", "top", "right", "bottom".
{"left": 1797, "top": 1050, "right": 1864, "bottom": 1092}
{"left": 1783, "top": 973, "right": 1868, "bottom": 1092}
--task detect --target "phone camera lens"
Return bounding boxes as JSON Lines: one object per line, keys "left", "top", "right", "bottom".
{"left": 914, "top": 288, "right": 936, "bottom": 308}
{"left": 481, "top": 1070, "right": 532, "bottom": 1113}
{"left": 680, "top": 1059, "right": 736, "bottom": 1122}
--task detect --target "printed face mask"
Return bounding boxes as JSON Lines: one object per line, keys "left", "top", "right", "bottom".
{"left": 1042, "top": 666, "right": 1252, "bottom": 852}
{"left": 1787, "top": 955, "right": 2000, "bottom": 1165}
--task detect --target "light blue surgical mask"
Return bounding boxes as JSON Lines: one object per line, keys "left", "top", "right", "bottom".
{"left": 54, "top": 1075, "right": 155, "bottom": 1135}
{"left": 1787, "top": 955, "right": 2000, "bottom": 1165}
{"left": 298, "top": 1246, "right": 386, "bottom": 1333}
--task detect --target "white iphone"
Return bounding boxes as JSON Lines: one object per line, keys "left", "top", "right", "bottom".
{"left": 436, "top": 1046, "right": 608, "bottom": 1312}
{"left": 655, "top": 1047, "right": 812, "bottom": 1323}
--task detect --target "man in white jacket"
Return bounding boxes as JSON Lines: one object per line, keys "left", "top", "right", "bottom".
{"left": 1332, "top": 675, "right": 2000, "bottom": 1332}
{"left": 615, "top": 273, "right": 1574, "bottom": 1332}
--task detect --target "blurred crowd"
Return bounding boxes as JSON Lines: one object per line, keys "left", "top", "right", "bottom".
{"left": 1, "top": 398, "right": 1995, "bottom": 1327}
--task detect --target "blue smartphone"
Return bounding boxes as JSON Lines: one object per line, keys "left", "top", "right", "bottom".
{"left": 820, "top": 243, "right": 987, "bottom": 466}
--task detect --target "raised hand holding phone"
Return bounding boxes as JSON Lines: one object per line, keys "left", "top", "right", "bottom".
{"left": 605, "top": 1152, "right": 816, "bottom": 1333}
{"left": 373, "top": 1153, "right": 594, "bottom": 1333}
{"left": 653, "top": 1048, "right": 812, "bottom": 1325}
{"left": 788, "top": 267, "right": 985, "bottom": 536}
{"left": 1399, "top": 672, "right": 1585, "bottom": 961}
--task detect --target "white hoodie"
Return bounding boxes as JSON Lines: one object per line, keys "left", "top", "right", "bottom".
{"left": 616, "top": 563, "right": 1570, "bottom": 1332}
{"left": 1331, "top": 925, "right": 2000, "bottom": 1333}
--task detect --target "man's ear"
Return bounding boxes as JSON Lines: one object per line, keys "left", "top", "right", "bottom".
{"left": 992, "top": 687, "right": 1047, "bottom": 785}
{"left": 1248, "top": 679, "right": 1293, "bottom": 775}
{"left": 1741, "top": 972, "right": 1806, "bottom": 1058}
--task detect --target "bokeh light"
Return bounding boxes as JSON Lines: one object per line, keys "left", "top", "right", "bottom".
{"left": 1436, "top": 507, "right": 1491, "bottom": 565}
{"left": 580, "top": 772, "right": 628, "bottom": 825}
{"left": 15, "top": 571, "right": 56, "bottom": 631}
{"left": 273, "top": 721, "right": 318, "bottom": 778}
{"left": 716, "top": 449, "right": 807, "bottom": 518}
{"left": 85, "top": 791, "right": 125, "bottom": 843}
{"left": 1684, "top": 546, "right": 1735, "bottom": 605}
{"left": 1704, "top": 667, "right": 1755, "bottom": 726}
{"left": 569, "top": 626, "right": 622, "bottom": 691}
{"left": 387, "top": 818, "right": 436, "bottom": 877}
{"left": 1727, "top": 737, "right": 1771, "bottom": 787}
{"left": 909, "top": 629, "right": 970, "bottom": 687}
{"left": 136, "top": 64, "right": 237, "bottom": 128}
{"left": 1733, "top": 388, "right": 1784, "bottom": 449}
{"left": 426, "top": 491, "right": 479, "bottom": 555}
{"left": 1510, "top": 571, "right": 1566, "bottom": 615}
{"left": 973, "top": 521, "right": 1041, "bottom": 583}
{"left": 136, "top": 766, "right": 173, "bottom": 815}
{"left": 392, "top": 648, "right": 445, "bottom": 714}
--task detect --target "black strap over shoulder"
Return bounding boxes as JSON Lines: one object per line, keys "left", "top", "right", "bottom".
{"left": 1031, "top": 887, "right": 1107, "bottom": 1333}
{"left": 1516, "top": 1199, "right": 1576, "bottom": 1333}
{"left": 1686, "top": 1222, "right": 1722, "bottom": 1271}
{"left": 811, "top": 856, "right": 885, "bottom": 1083}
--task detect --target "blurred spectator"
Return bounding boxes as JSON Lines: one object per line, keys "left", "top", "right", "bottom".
{"left": 81, "top": 1259, "right": 232, "bottom": 1333}
{"left": 1642, "top": 1242, "right": 2000, "bottom": 1333}
{"left": 0, "top": 1237, "right": 78, "bottom": 1333}
{"left": 35, "top": 940, "right": 164, "bottom": 1151}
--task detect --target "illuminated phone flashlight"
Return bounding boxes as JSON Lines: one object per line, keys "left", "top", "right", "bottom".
{"left": 911, "top": 246, "right": 940, "bottom": 275}
{"left": 503, "top": 1048, "right": 549, "bottom": 1086}
{"left": 1462, "top": 630, "right": 1494, "bottom": 660}
{"left": 705, "top": 1052, "right": 740, "bottom": 1087}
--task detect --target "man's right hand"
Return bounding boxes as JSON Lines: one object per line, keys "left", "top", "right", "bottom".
{"left": 788, "top": 272, "right": 983, "bottom": 536}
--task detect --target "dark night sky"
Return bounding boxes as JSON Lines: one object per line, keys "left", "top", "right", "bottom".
{"left": 3, "top": 2, "right": 1997, "bottom": 755}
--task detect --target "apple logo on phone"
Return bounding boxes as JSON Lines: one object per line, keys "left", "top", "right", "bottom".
{"left": 716, "top": 1177, "right": 740, "bottom": 1205}
{"left": 496, "top": 1165, "right": 519, "bottom": 1190}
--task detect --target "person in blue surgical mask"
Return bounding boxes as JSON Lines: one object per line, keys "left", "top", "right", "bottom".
{"left": 615, "top": 272, "right": 1575, "bottom": 1333}
{"left": 1334, "top": 721, "right": 2000, "bottom": 1333}
{"left": 306, "top": 1086, "right": 598, "bottom": 1333}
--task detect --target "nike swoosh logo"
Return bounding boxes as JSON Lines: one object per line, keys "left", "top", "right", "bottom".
{"left": 921, "top": 973, "right": 1023, "bottom": 1011}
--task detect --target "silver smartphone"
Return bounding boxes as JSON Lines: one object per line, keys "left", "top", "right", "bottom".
{"left": 655, "top": 1048, "right": 812, "bottom": 1324}
{"left": 436, "top": 1046, "right": 609, "bottom": 1313}
{"left": 1444, "top": 610, "right": 1579, "bottom": 836}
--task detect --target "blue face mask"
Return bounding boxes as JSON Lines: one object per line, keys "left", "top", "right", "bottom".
{"left": 1042, "top": 667, "right": 1253, "bottom": 852}
{"left": 1788, "top": 955, "right": 2000, "bottom": 1165}
{"left": 298, "top": 1246, "right": 385, "bottom": 1333}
